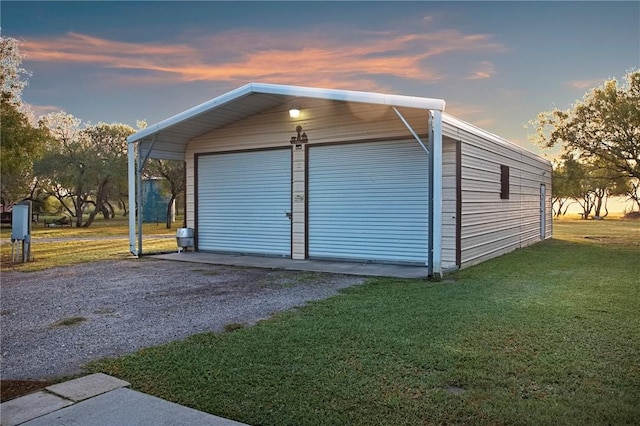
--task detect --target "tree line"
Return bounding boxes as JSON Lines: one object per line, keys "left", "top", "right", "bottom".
{"left": 2, "top": 36, "right": 638, "bottom": 225}
{"left": 530, "top": 70, "right": 639, "bottom": 219}
{"left": 1, "top": 37, "right": 184, "bottom": 228}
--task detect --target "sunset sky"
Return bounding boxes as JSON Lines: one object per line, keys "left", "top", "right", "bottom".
{"left": 3, "top": 1, "right": 638, "bottom": 155}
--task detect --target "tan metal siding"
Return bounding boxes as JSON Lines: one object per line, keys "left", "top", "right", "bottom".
{"left": 292, "top": 147, "right": 306, "bottom": 259}
{"left": 442, "top": 139, "right": 457, "bottom": 269}
{"left": 184, "top": 98, "right": 552, "bottom": 271}
{"left": 453, "top": 127, "right": 552, "bottom": 268}
{"left": 185, "top": 100, "right": 427, "bottom": 230}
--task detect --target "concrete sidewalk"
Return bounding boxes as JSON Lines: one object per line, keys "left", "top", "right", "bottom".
{"left": 152, "top": 251, "right": 431, "bottom": 279}
{"left": 1, "top": 373, "right": 247, "bottom": 426}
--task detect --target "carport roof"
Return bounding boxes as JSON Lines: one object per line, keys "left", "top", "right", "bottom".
{"left": 128, "top": 82, "right": 446, "bottom": 160}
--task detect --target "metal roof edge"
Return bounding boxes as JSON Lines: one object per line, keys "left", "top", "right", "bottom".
{"left": 250, "top": 82, "right": 446, "bottom": 111}
{"left": 127, "top": 83, "right": 255, "bottom": 143}
{"left": 443, "top": 112, "right": 551, "bottom": 165}
{"left": 127, "top": 82, "right": 447, "bottom": 144}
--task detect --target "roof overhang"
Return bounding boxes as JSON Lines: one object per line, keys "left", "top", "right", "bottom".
{"left": 128, "top": 82, "right": 446, "bottom": 161}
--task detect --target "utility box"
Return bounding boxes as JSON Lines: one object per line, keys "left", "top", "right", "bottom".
{"left": 11, "top": 204, "right": 30, "bottom": 240}
{"left": 11, "top": 201, "right": 32, "bottom": 263}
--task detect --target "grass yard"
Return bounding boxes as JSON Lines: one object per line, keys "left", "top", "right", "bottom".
{"left": 0, "top": 217, "right": 178, "bottom": 271}
{"left": 87, "top": 218, "right": 640, "bottom": 425}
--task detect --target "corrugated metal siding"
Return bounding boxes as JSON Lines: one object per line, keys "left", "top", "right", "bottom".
{"left": 184, "top": 97, "right": 553, "bottom": 270}
{"left": 197, "top": 149, "right": 291, "bottom": 256}
{"left": 443, "top": 122, "right": 553, "bottom": 268}
{"left": 185, "top": 100, "right": 427, "bottom": 229}
{"left": 441, "top": 139, "right": 457, "bottom": 269}
{"left": 308, "top": 140, "right": 429, "bottom": 264}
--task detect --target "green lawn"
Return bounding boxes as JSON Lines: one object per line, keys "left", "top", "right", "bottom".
{"left": 88, "top": 219, "right": 640, "bottom": 425}
{"left": 0, "top": 217, "right": 178, "bottom": 271}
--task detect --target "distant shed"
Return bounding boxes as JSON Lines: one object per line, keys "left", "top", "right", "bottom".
{"left": 127, "top": 83, "right": 552, "bottom": 278}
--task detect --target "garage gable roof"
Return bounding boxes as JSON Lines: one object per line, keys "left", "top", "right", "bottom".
{"left": 128, "top": 82, "right": 447, "bottom": 160}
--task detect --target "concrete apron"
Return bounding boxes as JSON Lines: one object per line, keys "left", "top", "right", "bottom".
{"left": 0, "top": 373, "right": 247, "bottom": 426}
{"left": 150, "top": 252, "right": 430, "bottom": 279}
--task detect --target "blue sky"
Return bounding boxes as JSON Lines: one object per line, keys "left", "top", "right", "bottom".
{"left": 3, "top": 1, "right": 639, "bottom": 155}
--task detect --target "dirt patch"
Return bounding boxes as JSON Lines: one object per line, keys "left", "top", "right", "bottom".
{"left": 1, "top": 258, "right": 365, "bottom": 381}
{"left": 1, "top": 380, "right": 54, "bottom": 402}
{"left": 50, "top": 316, "right": 87, "bottom": 328}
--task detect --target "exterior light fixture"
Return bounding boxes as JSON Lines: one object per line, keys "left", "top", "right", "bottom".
{"left": 289, "top": 108, "right": 300, "bottom": 118}
{"left": 290, "top": 125, "right": 308, "bottom": 145}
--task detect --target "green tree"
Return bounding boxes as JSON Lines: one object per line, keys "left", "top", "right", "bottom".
{"left": 623, "top": 180, "right": 640, "bottom": 212}
{"left": 556, "top": 155, "right": 630, "bottom": 219}
{"left": 587, "top": 159, "right": 629, "bottom": 218}
{"left": 81, "top": 122, "right": 134, "bottom": 226}
{"left": 35, "top": 112, "right": 87, "bottom": 226}
{"left": 0, "top": 37, "right": 49, "bottom": 208}
{"left": 551, "top": 157, "right": 579, "bottom": 217}
{"left": 0, "top": 36, "right": 30, "bottom": 107}
{"left": 36, "top": 113, "right": 135, "bottom": 227}
{"left": 531, "top": 71, "right": 640, "bottom": 180}
{"left": 0, "top": 97, "right": 49, "bottom": 208}
{"left": 555, "top": 155, "right": 599, "bottom": 219}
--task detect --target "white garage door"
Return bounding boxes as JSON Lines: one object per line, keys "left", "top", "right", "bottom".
{"left": 197, "top": 149, "right": 291, "bottom": 256}
{"left": 308, "top": 140, "right": 429, "bottom": 264}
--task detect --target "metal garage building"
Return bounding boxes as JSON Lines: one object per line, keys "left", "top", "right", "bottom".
{"left": 128, "top": 83, "right": 552, "bottom": 278}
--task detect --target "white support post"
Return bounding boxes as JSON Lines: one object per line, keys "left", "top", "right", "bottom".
{"left": 431, "top": 110, "right": 444, "bottom": 280}
{"left": 127, "top": 141, "right": 138, "bottom": 256}
{"left": 131, "top": 135, "right": 158, "bottom": 257}
{"left": 427, "top": 113, "right": 434, "bottom": 274}
{"left": 137, "top": 146, "right": 143, "bottom": 256}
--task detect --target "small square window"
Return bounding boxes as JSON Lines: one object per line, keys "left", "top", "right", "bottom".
{"left": 500, "top": 165, "right": 510, "bottom": 199}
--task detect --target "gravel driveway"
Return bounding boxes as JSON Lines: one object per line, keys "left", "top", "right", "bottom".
{"left": 1, "top": 259, "right": 365, "bottom": 380}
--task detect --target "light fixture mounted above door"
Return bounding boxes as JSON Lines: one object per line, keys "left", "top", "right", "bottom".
{"left": 289, "top": 108, "right": 301, "bottom": 118}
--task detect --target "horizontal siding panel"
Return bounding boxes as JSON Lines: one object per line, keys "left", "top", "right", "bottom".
{"left": 459, "top": 201, "right": 530, "bottom": 211}
{"left": 442, "top": 139, "right": 458, "bottom": 267}
{"left": 459, "top": 191, "right": 507, "bottom": 202}
{"left": 462, "top": 235, "right": 521, "bottom": 256}
{"left": 461, "top": 179, "right": 502, "bottom": 193}
{"left": 183, "top": 96, "right": 552, "bottom": 270}
{"left": 461, "top": 222, "right": 523, "bottom": 243}
{"left": 187, "top": 100, "right": 428, "bottom": 156}
{"left": 186, "top": 101, "right": 431, "bottom": 261}
{"left": 309, "top": 140, "right": 429, "bottom": 264}
{"left": 197, "top": 149, "right": 291, "bottom": 256}
{"left": 459, "top": 122, "right": 552, "bottom": 266}
{"left": 461, "top": 243, "right": 520, "bottom": 268}
{"left": 461, "top": 166, "right": 500, "bottom": 182}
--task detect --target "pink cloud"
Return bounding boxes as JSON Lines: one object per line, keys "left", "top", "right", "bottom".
{"left": 563, "top": 78, "right": 605, "bottom": 90}
{"left": 467, "top": 61, "right": 496, "bottom": 80}
{"left": 21, "top": 27, "right": 506, "bottom": 90}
